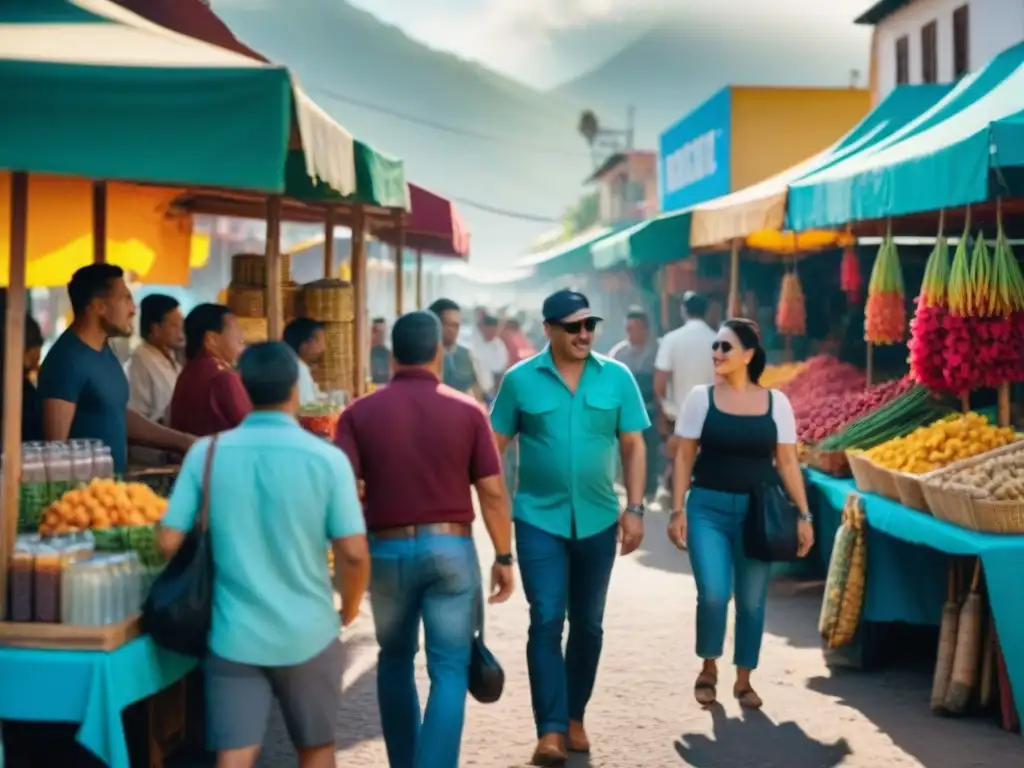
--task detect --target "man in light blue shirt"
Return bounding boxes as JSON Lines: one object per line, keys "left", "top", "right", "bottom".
{"left": 491, "top": 289, "right": 650, "bottom": 765}
{"left": 283, "top": 317, "right": 326, "bottom": 404}
{"left": 159, "top": 341, "right": 368, "bottom": 768}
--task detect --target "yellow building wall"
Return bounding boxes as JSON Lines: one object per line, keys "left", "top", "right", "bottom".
{"left": 728, "top": 86, "right": 871, "bottom": 191}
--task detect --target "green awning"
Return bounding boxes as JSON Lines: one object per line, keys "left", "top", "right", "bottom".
{"left": 590, "top": 210, "right": 692, "bottom": 270}
{"left": 0, "top": 0, "right": 363, "bottom": 196}
{"left": 284, "top": 141, "right": 408, "bottom": 209}
{"left": 516, "top": 222, "right": 636, "bottom": 280}
{"left": 788, "top": 42, "right": 1024, "bottom": 230}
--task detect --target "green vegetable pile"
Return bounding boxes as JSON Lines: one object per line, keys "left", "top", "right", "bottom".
{"left": 818, "top": 385, "right": 955, "bottom": 452}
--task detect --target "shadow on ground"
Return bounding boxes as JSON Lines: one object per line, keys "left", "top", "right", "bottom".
{"left": 806, "top": 669, "right": 1024, "bottom": 766}
{"left": 675, "top": 703, "right": 851, "bottom": 767}
{"left": 633, "top": 511, "right": 693, "bottom": 576}
{"left": 762, "top": 580, "right": 827, "bottom": 650}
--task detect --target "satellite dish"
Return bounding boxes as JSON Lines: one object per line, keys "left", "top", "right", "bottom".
{"left": 578, "top": 110, "right": 600, "bottom": 146}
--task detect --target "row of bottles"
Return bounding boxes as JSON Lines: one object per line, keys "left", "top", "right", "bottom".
{"left": 19, "top": 440, "right": 115, "bottom": 532}
{"left": 9, "top": 533, "right": 147, "bottom": 626}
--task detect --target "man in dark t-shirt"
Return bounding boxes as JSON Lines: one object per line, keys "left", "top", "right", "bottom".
{"left": 37, "top": 264, "right": 194, "bottom": 474}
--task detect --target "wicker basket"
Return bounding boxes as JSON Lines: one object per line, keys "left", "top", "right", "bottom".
{"left": 846, "top": 451, "right": 874, "bottom": 493}
{"left": 237, "top": 316, "right": 268, "bottom": 344}
{"left": 806, "top": 448, "right": 851, "bottom": 477}
{"left": 871, "top": 465, "right": 902, "bottom": 504}
{"left": 231, "top": 252, "right": 291, "bottom": 286}
{"left": 922, "top": 439, "right": 1024, "bottom": 533}
{"left": 924, "top": 483, "right": 978, "bottom": 529}
{"left": 893, "top": 471, "right": 930, "bottom": 514}
{"left": 968, "top": 500, "right": 1024, "bottom": 534}
{"left": 283, "top": 282, "right": 301, "bottom": 323}
{"left": 304, "top": 279, "right": 355, "bottom": 323}
{"left": 315, "top": 321, "right": 355, "bottom": 392}
{"left": 227, "top": 284, "right": 265, "bottom": 318}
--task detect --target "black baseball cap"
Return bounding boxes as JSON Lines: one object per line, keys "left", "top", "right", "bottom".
{"left": 542, "top": 289, "right": 603, "bottom": 324}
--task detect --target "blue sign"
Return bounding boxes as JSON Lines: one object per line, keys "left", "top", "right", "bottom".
{"left": 659, "top": 87, "right": 732, "bottom": 212}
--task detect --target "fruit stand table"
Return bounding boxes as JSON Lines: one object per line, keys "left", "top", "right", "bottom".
{"left": 0, "top": 635, "right": 196, "bottom": 767}
{"left": 807, "top": 469, "right": 1024, "bottom": 725}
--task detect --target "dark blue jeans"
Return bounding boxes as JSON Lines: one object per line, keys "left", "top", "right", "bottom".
{"left": 369, "top": 533, "right": 480, "bottom": 768}
{"left": 515, "top": 519, "right": 618, "bottom": 737}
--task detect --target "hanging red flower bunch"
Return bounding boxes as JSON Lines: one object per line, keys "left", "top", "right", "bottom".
{"left": 907, "top": 228, "right": 950, "bottom": 393}
{"left": 840, "top": 244, "right": 862, "bottom": 305}
{"left": 976, "top": 217, "right": 1024, "bottom": 386}
{"left": 864, "top": 228, "right": 906, "bottom": 344}
{"left": 776, "top": 271, "right": 806, "bottom": 336}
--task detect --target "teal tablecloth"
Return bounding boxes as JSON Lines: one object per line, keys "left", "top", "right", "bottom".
{"left": 0, "top": 636, "right": 196, "bottom": 767}
{"left": 807, "top": 470, "right": 1024, "bottom": 724}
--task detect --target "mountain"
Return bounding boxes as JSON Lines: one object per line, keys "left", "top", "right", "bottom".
{"left": 213, "top": 0, "right": 592, "bottom": 269}
{"left": 556, "top": 6, "right": 872, "bottom": 149}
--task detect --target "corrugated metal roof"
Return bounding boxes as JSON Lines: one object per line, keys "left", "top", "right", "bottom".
{"left": 855, "top": 0, "right": 915, "bottom": 25}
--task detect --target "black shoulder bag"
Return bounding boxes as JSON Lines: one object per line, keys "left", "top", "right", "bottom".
{"left": 744, "top": 482, "right": 800, "bottom": 563}
{"left": 468, "top": 587, "right": 504, "bottom": 703}
{"left": 142, "top": 437, "right": 217, "bottom": 657}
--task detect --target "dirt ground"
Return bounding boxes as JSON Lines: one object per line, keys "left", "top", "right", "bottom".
{"left": 182, "top": 514, "right": 1024, "bottom": 767}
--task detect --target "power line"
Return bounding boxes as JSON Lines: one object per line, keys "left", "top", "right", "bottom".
{"left": 311, "top": 86, "right": 593, "bottom": 159}
{"left": 452, "top": 196, "right": 562, "bottom": 223}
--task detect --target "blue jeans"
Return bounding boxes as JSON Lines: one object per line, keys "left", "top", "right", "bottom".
{"left": 686, "top": 487, "right": 773, "bottom": 670}
{"left": 515, "top": 519, "right": 617, "bottom": 737}
{"left": 369, "top": 534, "right": 480, "bottom": 768}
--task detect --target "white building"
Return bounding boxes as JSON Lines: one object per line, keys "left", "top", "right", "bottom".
{"left": 857, "top": 0, "right": 1024, "bottom": 101}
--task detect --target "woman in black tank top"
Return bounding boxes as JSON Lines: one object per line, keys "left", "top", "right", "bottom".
{"left": 666, "top": 319, "right": 813, "bottom": 710}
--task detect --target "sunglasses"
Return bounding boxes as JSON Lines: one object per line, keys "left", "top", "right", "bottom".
{"left": 553, "top": 317, "right": 600, "bottom": 335}
{"left": 711, "top": 340, "right": 734, "bottom": 353}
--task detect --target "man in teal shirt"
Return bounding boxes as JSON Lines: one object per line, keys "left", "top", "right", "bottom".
{"left": 491, "top": 289, "right": 650, "bottom": 765}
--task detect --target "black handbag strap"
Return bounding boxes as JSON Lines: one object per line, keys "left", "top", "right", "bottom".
{"left": 198, "top": 436, "right": 219, "bottom": 532}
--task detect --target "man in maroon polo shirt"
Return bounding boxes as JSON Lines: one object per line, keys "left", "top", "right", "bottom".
{"left": 169, "top": 303, "right": 251, "bottom": 437}
{"left": 335, "top": 310, "right": 514, "bottom": 768}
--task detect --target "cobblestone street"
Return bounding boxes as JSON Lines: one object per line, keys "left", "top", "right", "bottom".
{"left": 243, "top": 515, "right": 1023, "bottom": 767}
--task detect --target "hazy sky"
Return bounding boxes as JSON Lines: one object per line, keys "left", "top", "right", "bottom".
{"left": 347, "top": 0, "right": 875, "bottom": 88}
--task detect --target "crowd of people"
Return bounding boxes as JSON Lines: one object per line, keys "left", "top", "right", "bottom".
{"left": 12, "top": 264, "right": 814, "bottom": 767}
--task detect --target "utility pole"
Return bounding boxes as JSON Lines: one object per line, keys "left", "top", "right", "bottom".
{"left": 626, "top": 105, "right": 635, "bottom": 150}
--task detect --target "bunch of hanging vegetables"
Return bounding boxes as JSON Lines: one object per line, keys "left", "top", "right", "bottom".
{"left": 907, "top": 217, "right": 950, "bottom": 393}
{"left": 943, "top": 209, "right": 1024, "bottom": 394}
{"left": 864, "top": 226, "right": 906, "bottom": 344}
{"left": 775, "top": 271, "right": 806, "bottom": 336}
{"left": 840, "top": 243, "right": 862, "bottom": 305}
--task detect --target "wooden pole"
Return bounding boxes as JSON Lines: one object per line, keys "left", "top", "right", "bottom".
{"left": 415, "top": 249, "right": 424, "bottom": 309}
{"left": 351, "top": 206, "right": 368, "bottom": 397}
{"left": 727, "top": 240, "right": 740, "bottom": 317}
{"left": 394, "top": 211, "right": 405, "bottom": 317}
{"left": 322, "top": 207, "right": 336, "bottom": 279}
{"left": 866, "top": 341, "right": 874, "bottom": 387}
{"left": 997, "top": 382, "right": 1011, "bottom": 427}
{"left": 265, "top": 196, "right": 283, "bottom": 340}
{"left": 0, "top": 172, "right": 29, "bottom": 618}
{"left": 92, "top": 181, "right": 107, "bottom": 264}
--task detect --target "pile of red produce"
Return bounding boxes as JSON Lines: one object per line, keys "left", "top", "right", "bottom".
{"left": 781, "top": 355, "right": 865, "bottom": 409}
{"left": 908, "top": 232, "right": 949, "bottom": 393}
{"left": 795, "top": 376, "right": 915, "bottom": 444}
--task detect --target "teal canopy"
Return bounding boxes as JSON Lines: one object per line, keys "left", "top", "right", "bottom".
{"left": 517, "top": 223, "right": 637, "bottom": 280}
{"left": 590, "top": 211, "right": 692, "bottom": 270}
{"left": 787, "top": 42, "right": 1024, "bottom": 231}
{"left": 0, "top": 0, "right": 373, "bottom": 198}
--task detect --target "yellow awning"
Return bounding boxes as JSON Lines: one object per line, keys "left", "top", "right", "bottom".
{"left": 689, "top": 150, "right": 851, "bottom": 253}
{"left": 0, "top": 172, "right": 195, "bottom": 286}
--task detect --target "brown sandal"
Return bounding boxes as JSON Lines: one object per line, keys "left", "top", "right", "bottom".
{"left": 734, "top": 687, "right": 763, "bottom": 709}
{"left": 694, "top": 672, "right": 717, "bottom": 706}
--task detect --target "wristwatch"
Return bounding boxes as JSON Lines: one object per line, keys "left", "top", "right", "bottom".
{"left": 495, "top": 553, "right": 514, "bottom": 566}
{"left": 625, "top": 502, "right": 646, "bottom": 518}
{"left": 799, "top": 511, "right": 814, "bottom": 523}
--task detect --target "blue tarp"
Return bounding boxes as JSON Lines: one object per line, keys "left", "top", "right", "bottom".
{"left": 788, "top": 42, "right": 1024, "bottom": 231}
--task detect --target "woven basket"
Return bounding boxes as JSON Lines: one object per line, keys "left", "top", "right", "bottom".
{"left": 282, "top": 282, "right": 301, "bottom": 323}
{"left": 968, "top": 500, "right": 1024, "bottom": 534}
{"left": 316, "top": 321, "right": 355, "bottom": 392}
{"left": 304, "top": 279, "right": 355, "bottom": 323}
{"left": 846, "top": 451, "right": 874, "bottom": 493}
{"left": 807, "top": 448, "right": 851, "bottom": 478}
{"left": 922, "top": 439, "right": 1024, "bottom": 532}
{"left": 893, "top": 471, "right": 930, "bottom": 514}
{"left": 925, "top": 483, "right": 978, "bottom": 529}
{"left": 231, "top": 252, "right": 291, "bottom": 286}
{"left": 227, "top": 284, "right": 265, "bottom": 318}
{"left": 871, "top": 465, "right": 902, "bottom": 504}
{"left": 237, "top": 316, "right": 268, "bottom": 344}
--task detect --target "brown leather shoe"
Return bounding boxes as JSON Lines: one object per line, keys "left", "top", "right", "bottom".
{"left": 567, "top": 720, "right": 590, "bottom": 753}
{"left": 531, "top": 733, "right": 568, "bottom": 766}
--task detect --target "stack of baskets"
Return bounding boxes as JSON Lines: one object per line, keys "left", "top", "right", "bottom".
{"left": 303, "top": 278, "right": 355, "bottom": 392}
{"left": 846, "top": 449, "right": 931, "bottom": 513}
{"left": 226, "top": 253, "right": 299, "bottom": 342}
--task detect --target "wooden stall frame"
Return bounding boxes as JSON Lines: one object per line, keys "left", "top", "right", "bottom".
{"left": 350, "top": 206, "right": 368, "bottom": 397}
{"left": 322, "top": 207, "right": 336, "bottom": 279}
{"left": 393, "top": 210, "right": 405, "bottom": 317}
{"left": 415, "top": 249, "right": 424, "bottom": 310}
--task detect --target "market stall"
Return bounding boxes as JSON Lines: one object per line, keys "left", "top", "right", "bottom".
{"left": 0, "top": 0, "right": 364, "bottom": 763}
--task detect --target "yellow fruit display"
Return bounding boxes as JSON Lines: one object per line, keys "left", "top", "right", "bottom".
{"left": 864, "top": 412, "right": 1017, "bottom": 474}
{"left": 759, "top": 362, "right": 807, "bottom": 389}
{"left": 38, "top": 478, "right": 169, "bottom": 536}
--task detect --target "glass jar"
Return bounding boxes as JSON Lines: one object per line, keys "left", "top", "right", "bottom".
{"left": 91, "top": 444, "right": 115, "bottom": 480}
{"left": 19, "top": 445, "right": 48, "bottom": 534}
{"left": 33, "top": 541, "right": 62, "bottom": 623}
{"left": 73, "top": 561, "right": 102, "bottom": 626}
{"left": 43, "top": 442, "right": 72, "bottom": 506}
{"left": 10, "top": 536, "right": 36, "bottom": 622}
{"left": 69, "top": 440, "right": 94, "bottom": 484}
{"left": 123, "top": 552, "right": 143, "bottom": 616}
